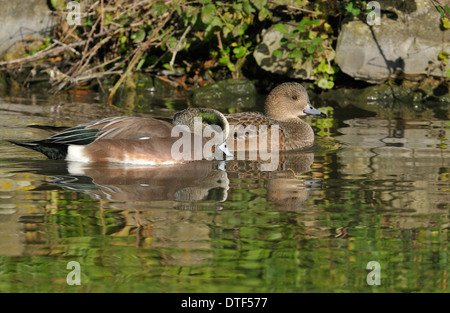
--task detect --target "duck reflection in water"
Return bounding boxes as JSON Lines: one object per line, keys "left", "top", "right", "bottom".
{"left": 25, "top": 149, "right": 317, "bottom": 211}
{"left": 33, "top": 160, "right": 230, "bottom": 204}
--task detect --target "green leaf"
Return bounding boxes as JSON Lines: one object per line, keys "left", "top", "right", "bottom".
{"left": 233, "top": 46, "right": 247, "bottom": 59}
{"left": 289, "top": 50, "right": 303, "bottom": 60}
{"left": 317, "top": 78, "right": 327, "bottom": 89}
{"left": 227, "top": 62, "right": 236, "bottom": 72}
{"left": 151, "top": 2, "right": 168, "bottom": 17}
{"left": 345, "top": 2, "right": 361, "bottom": 16}
{"left": 201, "top": 3, "right": 217, "bottom": 25}
{"left": 438, "top": 50, "right": 449, "bottom": 60}
{"left": 297, "top": 40, "right": 306, "bottom": 48}
{"left": 252, "top": 0, "right": 267, "bottom": 10}
{"left": 258, "top": 7, "right": 269, "bottom": 21}
{"left": 50, "top": 0, "right": 65, "bottom": 11}
{"left": 210, "top": 16, "right": 223, "bottom": 28}
{"left": 436, "top": 5, "right": 446, "bottom": 18}
{"left": 166, "top": 36, "right": 179, "bottom": 50}
{"left": 442, "top": 17, "right": 450, "bottom": 29}
{"left": 287, "top": 43, "right": 297, "bottom": 49}
{"left": 136, "top": 55, "right": 146, "bottom": 71}
{"left": 296, "top": 25, "right": 306, "bottom": 33}
{"left": 185, "top": 5, "right": 199, "bottom": 25}
{"left": 232, "top": 23, "right": 248, "bottom": 37}
{"left": 223, "top": 25, "right": 233, "bottom": 38}
{"left": 326, "top": 65, "right": 336, "bottom": 74}
{"left": 446, "top": 68, "right": 450, "bottom": 78}
{"left": 131, "top": 29, "right": 146, "bottom": 43}
{"left": 163, "top": 63, "right": 173, "bottom": 70}
{"left": 219, "top": 55, "right": 230, "bottom": 65}
{"left": 273, "top": 50, "right": 283, "bottom": 58}
{"left": 119, "top": 35, "right": 127, "bottom": 47}
{"left": 306, "top": 44, "right": 316, "bottom": 54}
{"left": 317, "top": 63, "right": 327, "bottom": 72}
{"left": 312, "top": 37, "right": 323, "bottom": 46}
{"left": 274, "top": 23, "right": 288, "bottom": 34}
{"left": 243, "top": 2, "right": 255, "bottom": 15}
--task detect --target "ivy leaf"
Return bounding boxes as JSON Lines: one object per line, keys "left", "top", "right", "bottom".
{"left": 273, "top": 50, "right": 283, "bottom": 58}
{"left": 201, "top": 3, "right": 217, "bottom": 25}
{"left": 233, "top": 46, "right": 247, "bottom": 58}
{"left": 289, "top": 50, "right": 303, "bottom": 60}
{"left": 274, "top": 23, "right": 288, "bottom": 34}
{"left": 312, "top": 37, "right": 323, "bottom": 46}
{"left": 252, "top": 0, "right": 267, "bottom": 10}
{"left": 243, "top": 2, "right": 255, "bottom": 15}
{"left": 307, "top": 44, "right": 316, "bottom": 54}
{"left": 232, "top": 23, "right": 248, "bottom": 37}
{"left": 219, "top": 55, "right": 230, "bottom": 65}
{"left": 286, "top": 43, "right": 296, "bottom": 49}
{"left": 345, "top": 2, "right": 360, "bottom": 16}
{"left": 258, "top": 7, "right": 269, "bottom": 21}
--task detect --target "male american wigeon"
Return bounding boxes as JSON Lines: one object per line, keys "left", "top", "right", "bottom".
{"left": 9, "top": 108, "right": 231, "bottom": 164}
{"left": 225, "top": 82, "right": 326, "bottom": 151}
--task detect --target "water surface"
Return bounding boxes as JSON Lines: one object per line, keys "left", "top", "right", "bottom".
{"left": 0, "top": 86, "right": 448, "bottom": 293}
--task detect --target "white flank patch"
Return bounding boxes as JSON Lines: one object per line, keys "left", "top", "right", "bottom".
{"left": 66, "top": 145, "right": 91, "bottom": 163}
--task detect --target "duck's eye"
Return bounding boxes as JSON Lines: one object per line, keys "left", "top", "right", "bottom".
{"left": 292, "top": 95, "right": 298, "bottom": 100}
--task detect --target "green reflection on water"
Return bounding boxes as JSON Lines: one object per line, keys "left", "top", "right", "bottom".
{"left": 0, "top": 182, "right": 448, "bottom": 293}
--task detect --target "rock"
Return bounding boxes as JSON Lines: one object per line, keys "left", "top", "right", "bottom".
{"left": 335, "top": 0, "right": 450, "bottom": 83}
{"left": 0, "top": 0, "right": 54, "bottom": 56}
{"left": 191, "top": 79, "right": 257, "bottom": 109}
{"left": 319, "top": 80, "right": 450, "bottom": 112}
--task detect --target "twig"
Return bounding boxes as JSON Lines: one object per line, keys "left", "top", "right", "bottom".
{"left": 0, "top": 27, "right": 119, "bottom": 67}
{"left": 52, "top": 39, "right": 81, "bottom": 56}
{"left": 286, "top": 5, "right": 318, "bottom": 15}
{"left": 100, "top": 0, "right": 104, "bottom": 34}
{"left": 107, "top": 8, "right": 175, "bottom": 106}
{"left": 169, "top": 25, "right": 192, "bottom": 69}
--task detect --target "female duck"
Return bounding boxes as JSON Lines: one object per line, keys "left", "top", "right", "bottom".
{"left": 9, "top": 108, "right": 231, "bottom": 164}
{"left": 225, "top": 82, "right": 326, "bottom": 151}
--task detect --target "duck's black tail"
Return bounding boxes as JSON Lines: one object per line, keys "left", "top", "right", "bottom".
{"left": 8, "top": 140, "right": 68, "bottom": 160}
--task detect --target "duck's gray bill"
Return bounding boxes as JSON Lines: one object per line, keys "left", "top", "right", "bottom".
{"left": 304, "top": 103, "right": 327, "bottom": 118}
